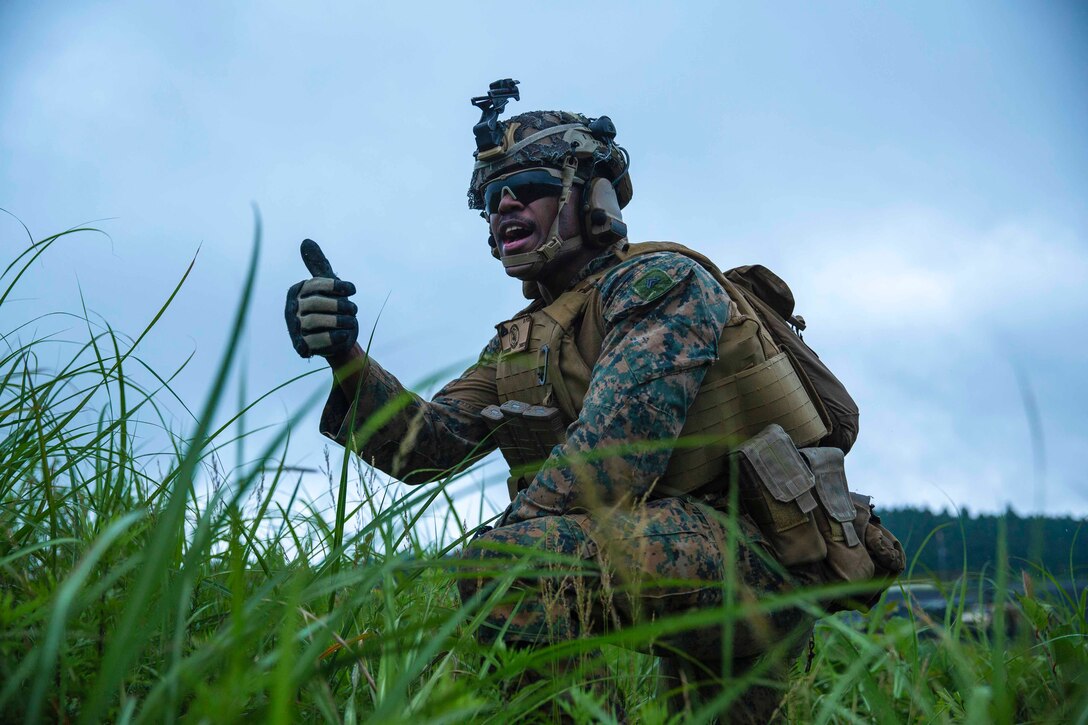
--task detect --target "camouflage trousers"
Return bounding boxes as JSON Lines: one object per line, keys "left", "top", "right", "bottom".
{"left": 457, "top": 497, "right": 817, "bottom": 722}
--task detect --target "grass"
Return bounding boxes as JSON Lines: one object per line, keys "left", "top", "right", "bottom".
{"left": 1, "top": 221, "right": 1086, "bottom": 723}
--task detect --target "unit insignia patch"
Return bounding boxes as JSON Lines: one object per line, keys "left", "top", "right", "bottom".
{"left": 631, "top": 268, "right": 677, "bottom": 303}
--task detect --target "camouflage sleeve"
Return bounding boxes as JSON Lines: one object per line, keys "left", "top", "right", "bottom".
{"left": 505, "top": 252, "right": 731, "bottom": 524}
{"left": 319, "top": 337, "right": 500, "bottom": 484}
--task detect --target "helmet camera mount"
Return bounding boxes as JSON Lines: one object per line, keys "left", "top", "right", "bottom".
{"left": 471, "top": 79, "right": 520, "bottom": 157}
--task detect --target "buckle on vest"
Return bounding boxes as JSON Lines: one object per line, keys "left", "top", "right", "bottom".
{"left": 537, "top": 344, "right": 549, "bottom": 385}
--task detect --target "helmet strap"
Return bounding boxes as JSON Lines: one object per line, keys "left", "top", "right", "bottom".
{"left": 499, "top": 157, "right": 583, "bottom": 277}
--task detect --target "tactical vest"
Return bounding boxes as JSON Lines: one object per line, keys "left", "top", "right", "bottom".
{"left": 493, "top": 241, "right": 829, "bottom": 499}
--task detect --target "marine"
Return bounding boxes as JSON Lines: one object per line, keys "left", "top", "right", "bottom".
{"left": 284, "top": 79, "right": 903, "bottom": 722}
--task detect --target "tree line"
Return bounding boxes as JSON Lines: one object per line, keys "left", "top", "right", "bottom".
{"left": 878, "top": 506, "right": 1088, "bottom": 580}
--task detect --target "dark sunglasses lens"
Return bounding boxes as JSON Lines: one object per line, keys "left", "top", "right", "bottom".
{"left": 485, "top": 182, "right": 561, "bottom": 213}
{"left": 484, "top": 172, "right": 563, "bottom": 213}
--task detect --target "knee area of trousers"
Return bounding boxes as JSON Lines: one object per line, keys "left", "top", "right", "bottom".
{"left": 455, "top": 529, "right": 519, "bottom": 602}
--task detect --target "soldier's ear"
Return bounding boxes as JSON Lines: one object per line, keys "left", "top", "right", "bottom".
{"left": 583, "top": 178, "right": 627, "bottom": 247}
{"left": 488, "top": 232, "right": 500, "bottom": 259}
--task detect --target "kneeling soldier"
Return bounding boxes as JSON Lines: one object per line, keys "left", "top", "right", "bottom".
{"left": 285, "top": 79, "right": 902, "bottom": 723}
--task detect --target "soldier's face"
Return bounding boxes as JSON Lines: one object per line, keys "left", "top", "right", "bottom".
{"left": 489, "top": 185, "right": 582, "bottom": 279}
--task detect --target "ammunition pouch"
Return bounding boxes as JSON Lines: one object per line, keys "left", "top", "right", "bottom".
{"left": 482, "top": 400, "right": 566, "bottom": 499}
{"left": 732, "top": 424, "right": 827, "bottom": 566}
{"left": 802, "top": 447, "right": 871, "bottom": 581}
{"left": 731, "top": 424, "right": 905, "bottom": 611}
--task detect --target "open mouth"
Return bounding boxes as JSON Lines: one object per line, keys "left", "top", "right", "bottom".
{"left": 498, "top": 219, "right": 537, "bottom": 255}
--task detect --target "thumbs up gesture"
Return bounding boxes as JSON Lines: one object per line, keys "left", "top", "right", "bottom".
{"left": 285, "top": 239, "right": 359, "bottom": 358}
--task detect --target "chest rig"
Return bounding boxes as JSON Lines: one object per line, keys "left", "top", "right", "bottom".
{"left": 489, "top": 243, "right": 830, "bottom": 501}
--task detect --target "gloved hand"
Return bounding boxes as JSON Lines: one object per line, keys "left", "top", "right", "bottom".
{"left": 285, "top": 239, "right": 359, "bottom": 359}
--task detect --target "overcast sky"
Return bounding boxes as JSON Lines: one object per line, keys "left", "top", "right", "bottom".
{"left": 2, "top": 1, "right": 1086, "bottom": 522}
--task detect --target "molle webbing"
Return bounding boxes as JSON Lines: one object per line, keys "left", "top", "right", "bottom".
{"left": 659, "top": 351, "right": 828, "bottom": 496}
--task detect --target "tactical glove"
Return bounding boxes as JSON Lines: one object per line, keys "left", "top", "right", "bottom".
{"left": 285, "top": 239, "right": 359, "bottom": 358}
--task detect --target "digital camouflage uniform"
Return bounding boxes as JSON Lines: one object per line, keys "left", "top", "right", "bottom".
{"left": 321, "top": 246, "right": 818, "bottom": 722}
{"left": 289, "top": 88, "right": 902, "bottom": 721}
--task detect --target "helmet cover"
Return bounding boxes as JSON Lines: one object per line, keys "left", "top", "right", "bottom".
{"left": 468, "top": 110, "right": 632, "bottom": 211}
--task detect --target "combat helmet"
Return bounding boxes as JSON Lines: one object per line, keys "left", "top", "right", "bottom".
{"left": 468, "top": 79, "right": 632, "bottom": 278}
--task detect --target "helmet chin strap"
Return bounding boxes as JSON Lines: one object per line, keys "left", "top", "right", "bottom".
{"left": 499, "top": 157, "right": 583, "bottom": 278}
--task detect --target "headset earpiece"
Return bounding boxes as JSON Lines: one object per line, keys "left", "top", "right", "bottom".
{"left": 583, "top": 177, "right": 628, "bottom": 246}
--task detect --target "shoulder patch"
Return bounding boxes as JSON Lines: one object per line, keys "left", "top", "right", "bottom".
{"left": 631, "top": 267, "right": 677, "bottom": 303}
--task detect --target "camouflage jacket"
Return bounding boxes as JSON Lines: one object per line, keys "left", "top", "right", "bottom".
{"left": 320, "top": 246, "right": 730, "bottom": 526}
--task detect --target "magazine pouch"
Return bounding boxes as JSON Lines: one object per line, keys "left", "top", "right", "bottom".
{"left": 797, "top": 446, "right": 907, "bottom": 610}
{"left": 733, "top": 424, "right": 827, "bottom": 566}
{"left": 802, "top": 447, "right": 874, "bottom": 582}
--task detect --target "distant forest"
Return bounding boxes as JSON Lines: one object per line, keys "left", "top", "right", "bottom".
{"left": 879, "top": 507, "right": 1088, "bottom": 580}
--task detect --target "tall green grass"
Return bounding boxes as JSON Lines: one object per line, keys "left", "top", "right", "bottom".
{"left": 1, "top": 222, "right": 1085, "bottom": 723}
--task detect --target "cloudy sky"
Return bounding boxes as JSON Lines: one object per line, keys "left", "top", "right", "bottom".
{"left": 2, "top": 1, "right": 1086, "bottom": 521}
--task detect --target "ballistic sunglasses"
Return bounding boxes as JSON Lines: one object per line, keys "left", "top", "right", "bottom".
{"left": 482, "top": 168, "right": 582, "bottom": 214}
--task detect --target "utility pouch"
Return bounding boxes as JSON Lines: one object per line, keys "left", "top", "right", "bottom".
{"left": 793, "top": 446, "right": 906, "bottom": 611}
{"left": 801, "top": 447, "right": 874, "bottom": 583}
{"left": 482, "top": 401, "right": 566, "bottom": 500}
{"left": 482, "top": 403, "right": 529, "bottom": 498}
{"left": 732, "top": 424, "right": 827, "bottom": 566}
